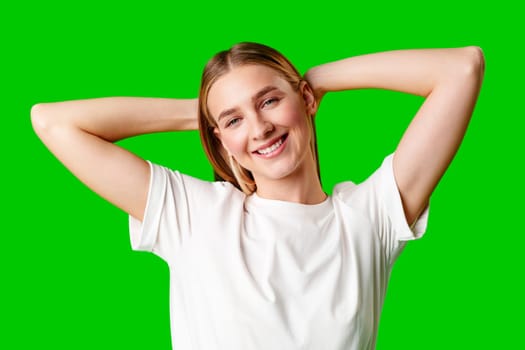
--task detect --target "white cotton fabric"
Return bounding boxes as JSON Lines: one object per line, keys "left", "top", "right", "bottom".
{"left": 129, "top": 153, "right": 429, "bottom": 350}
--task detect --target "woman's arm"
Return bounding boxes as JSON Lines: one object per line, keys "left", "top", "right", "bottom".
{"left": 31, "top": 97, "right": 198, "bottom": 221}
{"left": 305, "top": 46, "right": 485, "bottom": 225}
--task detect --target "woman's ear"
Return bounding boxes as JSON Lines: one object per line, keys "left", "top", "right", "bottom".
{"left": 299, "top": 80, "right": 318, "bottom": 116}
{"left": 213, "top": 127, "right": 231, "bottom": 155}
{"left": 213, "top": 127, "right": 221, "bottom": 140}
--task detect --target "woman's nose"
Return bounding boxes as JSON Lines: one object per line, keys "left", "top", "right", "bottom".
{"left": 250, "top": 115, "right": 275, "bottom": 140}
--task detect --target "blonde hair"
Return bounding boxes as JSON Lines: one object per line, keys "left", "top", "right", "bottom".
{"left": 198, "top": 42, "right": 320, "bottom": 194}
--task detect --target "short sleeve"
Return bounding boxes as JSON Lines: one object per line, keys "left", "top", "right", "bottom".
{"left": 334, "top": 153, "right": 430, "bottom": 264}
{"left": 128, "top": 161, "right": 193, "bottom": 262}
{"left": 375, "top": 153, "right": 430, "bottom": 242}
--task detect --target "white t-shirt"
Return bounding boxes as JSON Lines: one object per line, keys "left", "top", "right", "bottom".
{"left": 129, "top": 153, "right": 429, "bottom": 350}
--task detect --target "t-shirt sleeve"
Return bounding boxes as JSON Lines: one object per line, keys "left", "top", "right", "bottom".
{"left": 128, "top": 161, "right": 195, "bottom": 262}
{"left": 374, "top": 153, "right": 429, "bottom": 242}
{"left": 336, "top": 152, "right": 430, "bottom": 264}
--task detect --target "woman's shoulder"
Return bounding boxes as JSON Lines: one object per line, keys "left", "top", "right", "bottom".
{"left": 331, "top": 153, "right": 395, "bottom": 204}
{"left": 147, "top": 160, "right": 244, "bottom": 201}
{"left": 332, "top": 180, "right": 360, "bottom": 204}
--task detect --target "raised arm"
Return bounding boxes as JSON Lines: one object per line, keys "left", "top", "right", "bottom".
{"left": 305, "top": 46, "right": 485, "bottom": 225}
{"left": 31, "top": 97, "right": 198, "bottom": 221}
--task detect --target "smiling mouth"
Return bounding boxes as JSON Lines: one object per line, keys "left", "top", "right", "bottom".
{"left": 253, "top": 134, "right": 288, "bottom": 156}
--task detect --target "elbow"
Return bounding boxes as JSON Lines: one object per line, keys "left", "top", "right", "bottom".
{"left": 30, "top": 103, "right": 62, "bottom": 139}
{"left": 461, "top": 46, "right": 486, "bottom": 78}
{"left": 31, "top": 103, "right": 62, "bottom": 137}
{"left": 31, "top": 103, "right": 48, "bottom": 135}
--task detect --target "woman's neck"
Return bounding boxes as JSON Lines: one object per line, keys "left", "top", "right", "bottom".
{"left": 253, "top": 156, "right": 326, "bottom": 205}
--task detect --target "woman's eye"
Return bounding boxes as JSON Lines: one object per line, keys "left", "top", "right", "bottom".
{"left": 226, "top": 117, "right": 241, "bottom": 128}
{"left": 262, "top": 97, "right": 279, "bottom": 108}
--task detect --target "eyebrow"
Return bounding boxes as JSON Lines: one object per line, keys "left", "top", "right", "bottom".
{"left": 217, "top": 85, "right": 280, "bottom": 122}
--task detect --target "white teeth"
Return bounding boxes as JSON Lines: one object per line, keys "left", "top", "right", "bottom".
{"left": 256, "top": 138, "right": 283, "bottom": 155}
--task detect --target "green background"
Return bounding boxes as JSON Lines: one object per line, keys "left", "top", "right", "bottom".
{"left": 2, "top": 0, "right": 522, "bottom": 348}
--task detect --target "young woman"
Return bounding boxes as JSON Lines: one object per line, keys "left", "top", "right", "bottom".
{"left": 31, "top": 42, "right": 485, "bottom": 349}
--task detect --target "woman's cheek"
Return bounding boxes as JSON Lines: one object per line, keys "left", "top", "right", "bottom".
{"left": 225, "top": 132, "right": 248, "bottom": 158}
{"left": 281, "top": 102, "right": 306, "bottom": 126}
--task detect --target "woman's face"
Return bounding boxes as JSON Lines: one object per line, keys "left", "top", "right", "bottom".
{"left": 207, "top": 64, "right": 316, "bottom": 184}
